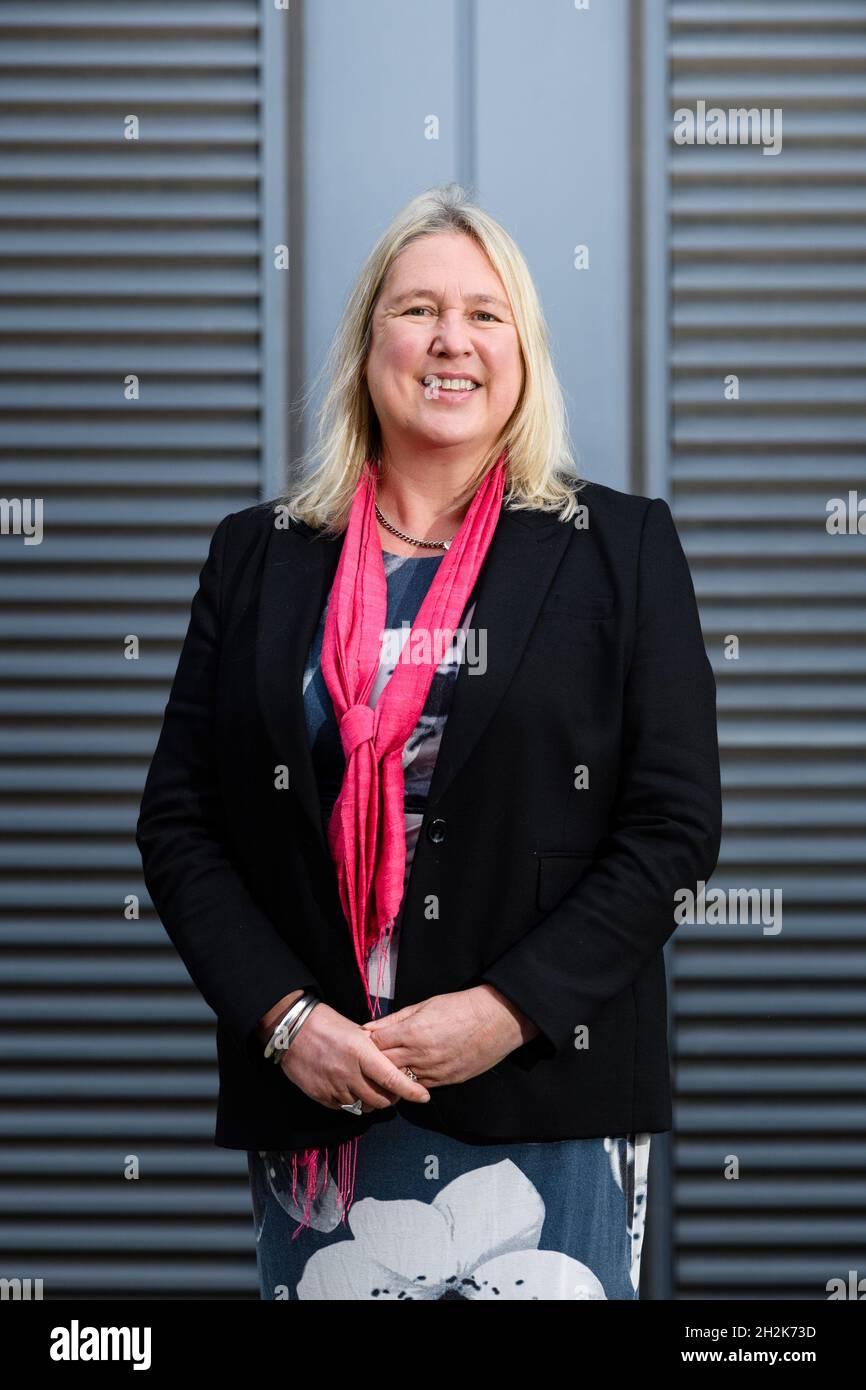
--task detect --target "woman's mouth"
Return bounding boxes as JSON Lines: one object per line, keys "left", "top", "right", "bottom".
{"left": 420, "top": 374, "right": 481, "bottom": 403}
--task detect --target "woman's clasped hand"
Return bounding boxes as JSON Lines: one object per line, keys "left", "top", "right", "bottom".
{"left": 277, "top": 985, "right": 536, "bottom": 1116}
{"left": 275, "top": 1001, "right": 431, "bottom": 1115}
{"left": 360, "top": 985, "right": 538, "bottom": 1091}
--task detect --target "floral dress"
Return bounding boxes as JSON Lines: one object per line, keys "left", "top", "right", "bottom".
{"left": 247, "top": 550, "right": 651, "bottom": 1300}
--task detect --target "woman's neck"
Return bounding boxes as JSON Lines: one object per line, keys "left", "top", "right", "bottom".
{"left": 374, "top": 457, "right": 476, "bottom": 555}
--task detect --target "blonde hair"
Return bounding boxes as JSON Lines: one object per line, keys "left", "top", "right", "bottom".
{"left": 280, "top": 183, "right": 585, "bottom": 534}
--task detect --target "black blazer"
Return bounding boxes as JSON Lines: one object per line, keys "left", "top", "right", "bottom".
{"left": 136, "top": 479, "right": 722, "bottom": 1152}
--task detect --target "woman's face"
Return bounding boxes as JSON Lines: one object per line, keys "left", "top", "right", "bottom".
{"left": 365, "top": 232, "right": 524, "bottom": 462}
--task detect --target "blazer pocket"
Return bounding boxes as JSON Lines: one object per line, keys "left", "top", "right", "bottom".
{"left": 536, "top": 851, "right": 594, "bottom": 913}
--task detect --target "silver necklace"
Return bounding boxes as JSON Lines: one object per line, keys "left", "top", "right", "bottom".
{"left": 374, "top": 501, "right": 455, "bottom": 552}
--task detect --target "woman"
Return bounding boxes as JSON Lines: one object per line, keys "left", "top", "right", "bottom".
{"left": 136, "top": 184, "right": 722, "bottom": 1301}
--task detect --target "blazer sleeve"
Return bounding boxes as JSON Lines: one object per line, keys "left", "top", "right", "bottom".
{"left": 479, "top": 496, "right": 722, "bottom": 1058}
{"left": 135, "top": 512, "right": 323, "bottom": 1066}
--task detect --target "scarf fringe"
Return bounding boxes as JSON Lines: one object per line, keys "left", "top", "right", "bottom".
{"left": 368, "top": 912, "right": 398, "bottom": 1015}
{"left": 290, "top": 1136, "right": 360, "bottom": 1239}
{"left": 287, "top": 923, "right": 397, "bottom": 1239}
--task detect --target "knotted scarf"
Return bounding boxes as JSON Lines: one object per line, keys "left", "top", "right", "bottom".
{"left": 287, "top": 448, "right": 508, "bottom": 1235}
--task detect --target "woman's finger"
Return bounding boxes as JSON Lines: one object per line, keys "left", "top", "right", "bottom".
{"left": 363, "top": 1042, "right": 418, "bottom": 1069}
{"left": 358, "top": 1038, "right": 431, "bottom": 1103}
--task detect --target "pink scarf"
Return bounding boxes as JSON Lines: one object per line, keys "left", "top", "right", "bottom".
{"left": 287, "top": 449, "right": 508, "bottom": 1235}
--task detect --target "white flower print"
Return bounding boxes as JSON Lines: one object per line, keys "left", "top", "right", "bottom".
{"left": 604, "top": 1134, "right": 651, "bottom": 1292}
{"left": 296, "top": 1158, "right": 607, "bottom": 1300}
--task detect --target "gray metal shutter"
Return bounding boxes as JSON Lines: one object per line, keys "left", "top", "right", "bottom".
{"left": 0, "top": 1, "right": 290, "bottom": 1297}
{"left": 666, "top": 0, "right": 866, "bottom": 1299}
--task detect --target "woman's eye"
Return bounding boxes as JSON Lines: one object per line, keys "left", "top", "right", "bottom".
{"left": 405, "top": 307, "right": 497, "bottom": 322}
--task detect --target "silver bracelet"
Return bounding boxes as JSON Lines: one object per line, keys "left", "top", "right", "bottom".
{"left": 281, "top": 995, "right": 319, "bottom": 1053}
{"left": 263, "top": 992, "right": 316, "bottom": 1061}
{"left": 264, "top": 992, "right": 320, "bottom": 1064}
{"left": 262, "top": 995, "right": 308, "bottom": 1061}
{"left": 274, "top": 996, "right": 319, "bottom": 1060}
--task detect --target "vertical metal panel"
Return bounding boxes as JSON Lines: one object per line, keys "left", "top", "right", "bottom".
{"left": 300, "top": 0, "right": 468, "bottom": 458}
{"left": 475, "top": 0, "right": 632, "bottom": 493}
{"left": 300, "top": 0, "right": 634, "bottom": 488}
{"left": 0, "top": 0, "right": 281, "bottom": 1298}
{"left": 666, "top": 0, "right": 866, "bottom": 1299}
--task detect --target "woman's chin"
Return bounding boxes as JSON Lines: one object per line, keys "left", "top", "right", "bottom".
{"left": 411, "top": 417, "right": 485, "bottom": 448}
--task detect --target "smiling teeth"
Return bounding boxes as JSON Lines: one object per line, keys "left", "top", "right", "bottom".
{"left": 423, "top": 376, "right": 478, "bottom": 391}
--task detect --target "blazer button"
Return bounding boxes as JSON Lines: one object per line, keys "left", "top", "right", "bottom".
{"left": 426, "top": 817, "right": 447, "bottom": 844}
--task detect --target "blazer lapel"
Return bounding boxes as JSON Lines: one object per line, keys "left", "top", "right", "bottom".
{"left": 424, "top": 506, "right": 572, "bottom": 809}
{"left": 255, "top": 504, "right": 574, "bottom": 854}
